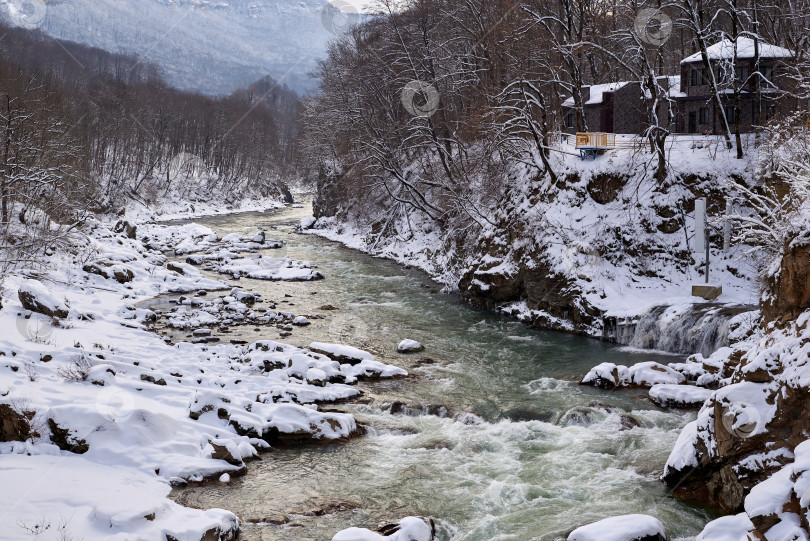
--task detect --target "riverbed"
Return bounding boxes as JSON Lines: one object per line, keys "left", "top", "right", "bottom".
{"left": 166, "top": 202, "right": 714, "bottom": 540}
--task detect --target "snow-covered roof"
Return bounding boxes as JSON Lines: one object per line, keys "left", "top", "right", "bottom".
{"left": 667, "top": 76, "right": 687, "bottom": 99}
{"left": 681, "top": 37, "right": 794, "bottom": 64}
{"left": 562, "top": 82, "right": 631, "bottom": 107}
{"left": 642, "top": 76, "right": 686, "bottom": 99}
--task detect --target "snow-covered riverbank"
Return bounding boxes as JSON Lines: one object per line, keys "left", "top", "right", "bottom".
{"left": 304, "top": 140, "right": 763, "bottom": 349}
{"left": 0, "top": 208, "right": 407, "bottom": 540}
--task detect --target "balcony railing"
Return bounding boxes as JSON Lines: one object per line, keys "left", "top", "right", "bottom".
{"left": 575, "top": 132, "right": 616, "bottom": 149}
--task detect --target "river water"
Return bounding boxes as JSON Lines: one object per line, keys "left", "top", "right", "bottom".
{"left": 167, "top": 202, "right": 714, "bottom": 540}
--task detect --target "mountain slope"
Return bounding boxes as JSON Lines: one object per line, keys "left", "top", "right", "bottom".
{"left": 0, "top": 0, "right": 337, "bottom": 94}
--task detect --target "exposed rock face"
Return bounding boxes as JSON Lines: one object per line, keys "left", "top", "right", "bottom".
{"left": 586, "top": 172, "right": 629, "bottom": 205}
{"left": 664, "top": 316, "right": 810, "bottom": 516}
{"left": 48, "top": 418, "right": 89, "bottom": 454}
{"left": 114, "top": 220, "right": 137, "bottom": 239}
{"left": 83, "top": 261, "right": 135, "bottom": 283}
{"left": 762, "top": 241, "right": 810, "bottom": 323}
{"left": 460, "top": 256, "right": 600, "bottom": 334}
{"left": 0, "top": 403, "right": 35, "bottom": 442}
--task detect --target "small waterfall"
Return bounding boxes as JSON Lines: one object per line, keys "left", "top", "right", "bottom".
{"left": 603, "top": 304, "right": 756, "bottom": 357}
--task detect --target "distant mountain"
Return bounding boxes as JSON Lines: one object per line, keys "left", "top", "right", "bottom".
{"left": 0, "top": 0, "right": 351, "bottom": 95}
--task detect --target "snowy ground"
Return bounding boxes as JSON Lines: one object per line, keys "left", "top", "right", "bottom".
{"left": 0, "top": 210, "right": 407, "bottom": 540}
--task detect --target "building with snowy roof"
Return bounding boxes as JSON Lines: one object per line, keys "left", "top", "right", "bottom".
{"left": 677, "top": 37, "right": 795, "bottom": 134}
{"left": 561, "top": 37, "right": 796, "bottom": 136}
{"left": 561, "top": 78, "right": 681, "bottom": 135}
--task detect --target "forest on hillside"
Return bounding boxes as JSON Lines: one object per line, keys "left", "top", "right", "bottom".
{"left": 301, "top": 0, "right": 810, "bottom": 233}
{"left": 0, "top": 23, "right": 300, "bottom": 272}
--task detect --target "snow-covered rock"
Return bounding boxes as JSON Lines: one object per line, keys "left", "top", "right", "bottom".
{"left": 580, "top": 362, "right": 630, "bottom": 388}
{"left": 580, "top": 361, "right": 683, "bottom": 388}
{"left": 332, "top": 517, "right": 434, "bottom": 541}
{"left": 649, "top": 384, "right": 712, "bottom": 409}
{"left": 397, "top": 339, "right": 424, "bottom": 353}
{"left": 567, "top": 514, "right": 666, "bottom": 541}
{"left": 18, "top": 279, "right": 69, "bottom": 318}
{"left": 300, "top": 216, "right": 317, "bottom": 230}
{"left": 695, "top": 513, "right": 754, "bottom": 540}
{"left": 664, "top": 310, "right": 810, "bottom": 516}
{"left": 629, "top": 362, "right": 685, "bottom": 386}
{"left": 0, "top": 217, "right": 410, "bottom": 541}
{"left": 309, "top": 342, "right": 376, "bottom": 365}
{"left": 3, "top": 454, "right": 239, "bottom": 540}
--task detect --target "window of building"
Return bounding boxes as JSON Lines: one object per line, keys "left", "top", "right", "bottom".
{"left": 566, "top": 113, "right": 574, "bottom": 128}
{"left": 736, "top": 66, "right": 749, "bottom": 84}
{"left": 725, "top": 106, "right": 736, "bottom": 123}
{"left": 691, "top": 68, "right": 709, "bottom": 86}
{"left": 699, "top": 107, "right": 710, "bottom": 125}
{"left": 761, "top": 65, "right": 774, "bottom": 86}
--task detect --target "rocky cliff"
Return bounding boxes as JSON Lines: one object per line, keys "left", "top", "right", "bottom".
{"left": 661, "top": 233, "right": 810, "bottom": 537}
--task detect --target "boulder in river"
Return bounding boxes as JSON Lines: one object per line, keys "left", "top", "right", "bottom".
{"left": 567, "top": 514, "right": 667, "bottom": 541}
{"left": 18, "top": 279, "right": 69, "bottom": 318}
{"left": 332, "top": 516, "right": 435, "bottom": 541}
{"left": 580, "top": 361, "right": 684, "bottom": 389}
{"left": 397, "top": 339, "right": 425, "bottom": 353}
{"left": 649, "top": 384, "right": 712, "bottom": 409}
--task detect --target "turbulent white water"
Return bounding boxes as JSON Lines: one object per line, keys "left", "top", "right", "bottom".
{"left": 168, "top": 203, "right": 716, "bottom": 540}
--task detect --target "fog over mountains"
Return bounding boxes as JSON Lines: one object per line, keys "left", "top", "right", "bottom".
{"left": 0, "top": 0, "right": 343, "bottom": 95}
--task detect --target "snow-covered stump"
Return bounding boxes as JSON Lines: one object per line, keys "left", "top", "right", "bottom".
{"left": 567, "top": 514, "right": 667, "bottom": 541}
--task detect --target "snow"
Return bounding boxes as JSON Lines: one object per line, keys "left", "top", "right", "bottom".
{"left": 397, "top": 339, "right": 424, "bottom": 353}
{"left": 664, "top": 420, "right": 700, "bottom": 472}
{"left": 649, "top": 384, "right": 712, "bottom": 408}
{"left": 567, "top": 514, "right": 666, "bottom": 541}
{"left": 0, "top": 213, "right": 409, "bottom": 541}
{"left": 2, "top": 454, "right": 239, "bottom": 540}
{"left": 581, "top": 361, "right": 684, "bottom": 388}
{"left": 309, "top": 342, "right": 376, "bottom": 364}
{"left": 695, "top": 513, "right": 754, "bottom": 541}
{"left": 681, "top": 37, "right": 795, "bottom": 63}
{"left": 562, "top": 82, "right": 631, "bottom": 107}
{"left": 18, "top": 279, "right": 69, "bottom": 316}
{"left": 218, "top": 256, "right": 324, "bottom": 281}
{"left": 332, "top": 517, "right": 433, "bottom": 541}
